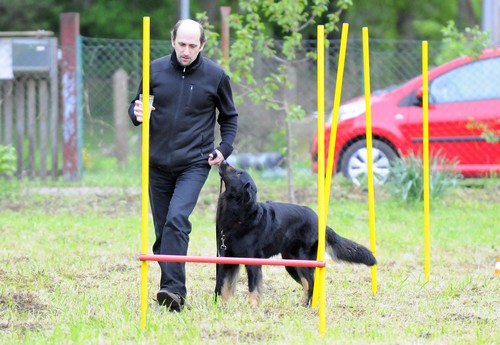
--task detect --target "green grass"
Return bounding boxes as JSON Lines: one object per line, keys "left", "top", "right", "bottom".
{"left": 0, "top": 161, "right": 499, "bottom": 344}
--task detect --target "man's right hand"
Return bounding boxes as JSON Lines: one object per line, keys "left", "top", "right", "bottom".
{"left": 134, "top": 100, "right": 144, "bottom": 122}
{"left": 134, "top": 100, "right": 155, "bottom": 123}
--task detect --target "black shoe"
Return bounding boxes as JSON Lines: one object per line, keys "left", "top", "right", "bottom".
{"left": 157, "top": 289, "right": 183, "bottom": 312}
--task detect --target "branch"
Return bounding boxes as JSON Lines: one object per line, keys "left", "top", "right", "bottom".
{"left": 270, "top": 54, "right": 288, "bottom": 64}
{"left": 297, "top": 15, "right": 316, "bottom": 32}
{"left": 266, "top": 99, "right": 285, "bottom": 112}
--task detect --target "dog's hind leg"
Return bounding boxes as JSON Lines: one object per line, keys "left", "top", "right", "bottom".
{"left": 245, "top": 265, "right": 263, "bottom": 307}
{"left": 218, "top": 264, "right": 240, "bottom": 304}
{"left": 296, "top": 268, "right": 315, "bottom": 306}
{"left": 285, "top": 266, "right": 302, "bottom": 285}
{"left": 286, "top": 266, "right": 311, "bottom": 306}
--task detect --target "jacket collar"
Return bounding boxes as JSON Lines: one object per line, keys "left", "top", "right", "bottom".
{"left": 170, "top": 52, "right": 202, "bottom": 72}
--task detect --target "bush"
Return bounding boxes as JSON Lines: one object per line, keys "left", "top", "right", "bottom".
{"left": 435, "top": 20, "right": 493, "bottom": 65}
{"left": 0, "top": 145, "right": 16, "bottom": 179}
{"left": 0, "top": 145, "right": 19, "bottom": 199}
{"left": 387, "top": 151, "right": 461, "bottom": 202}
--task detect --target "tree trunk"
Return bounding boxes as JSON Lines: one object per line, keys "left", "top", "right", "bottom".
{"left": 200, "top": 0, "right": 220, "bottom": 24}
{"left": 284, "top": 62, "right": 297, "bottom": 203}
{"left": 286, "top": 118, "right": 296, "bottom": 203}
{"left": 457, "top": 0, "right": 478, "bottom": 28}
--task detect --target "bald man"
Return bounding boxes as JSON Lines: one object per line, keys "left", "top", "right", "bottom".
{"left": 128, "top": 19, "right": 238, "bottom": 311}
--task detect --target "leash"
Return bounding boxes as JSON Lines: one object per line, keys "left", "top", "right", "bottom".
{"left": 216, "top": 175, "right": 226, "bottom": 257}
{"left": 215, "top": 175, "right": 226, "bottom": 286}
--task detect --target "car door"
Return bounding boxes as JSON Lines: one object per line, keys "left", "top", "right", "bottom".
{"left": 407, "top": 56, "right": 500, "bottom": 174}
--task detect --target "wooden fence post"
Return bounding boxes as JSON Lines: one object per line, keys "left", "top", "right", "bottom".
{"left": 39, "top": 80, "right": 48, "bottom": 179}
{"left": 15, "top": 81, "right": 24, "bottom": 179}
{"left": 49, "top": 36, "right": 59, "bottom": 180}
{"left": 27, "top": 78, "right": 36, "bottom": 179}
{"left": 220, "top": 6, "right": 231, "bottom": 70}
{"left": 113, "top": 68, "right": 129, "bottom": 166}
{"left": 2, "top": 81, "right": 13, "bottom": 145}
{"left": 60, "top": 13, "right": 82, "bottom": 181}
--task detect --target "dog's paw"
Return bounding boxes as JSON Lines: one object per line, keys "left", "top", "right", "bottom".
{"left": 248, "top": 291, "right": 260, "bottom": 308}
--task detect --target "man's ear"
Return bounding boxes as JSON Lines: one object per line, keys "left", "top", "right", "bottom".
{"left": 199, "top": 42, "right": 205, "bottom": 52}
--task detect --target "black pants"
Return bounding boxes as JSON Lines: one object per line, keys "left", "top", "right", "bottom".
{"left": 149, "top": 163, "right": 210, "bottom": 298}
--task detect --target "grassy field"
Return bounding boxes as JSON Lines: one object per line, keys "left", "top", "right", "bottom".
{"left": 0, "top": 162, "right": 499, "bottom": 344}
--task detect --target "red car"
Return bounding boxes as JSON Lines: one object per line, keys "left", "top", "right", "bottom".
{"left": 312, "top": 48, "right": 500, "bottom": 184}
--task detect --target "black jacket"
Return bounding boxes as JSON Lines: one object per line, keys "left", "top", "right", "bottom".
{"left": 128, "top": 52, "right": 238, "bottom": 170}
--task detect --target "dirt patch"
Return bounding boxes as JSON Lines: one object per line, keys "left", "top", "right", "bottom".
{"left": 0, "top": 291, "right": 48, "bottom": 314}
{"left": 0, "top": 319, "right": 42, "bottom": 336}
{"left": 0, "top": 187, "right": 142, "bottom": 216}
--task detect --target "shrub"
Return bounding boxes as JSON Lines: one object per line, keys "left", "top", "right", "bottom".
{"left": 435, "top": 20, "right": 492, "bottom": 65}
{"left": 387, "top": 151, "right": 461, "bottom": 202}
{"left": 0, "top": 145, "right": 16, "bottom": 178}
{"left": 0, "top": 145, "right": 19, "bottom": 199}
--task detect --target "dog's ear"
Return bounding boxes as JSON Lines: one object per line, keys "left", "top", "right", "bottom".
{"left": 243, "top": 181, "right": 257, "bottom": 203}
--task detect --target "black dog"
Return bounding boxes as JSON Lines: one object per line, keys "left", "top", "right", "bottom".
{"left": 214, "top": 161, "right": 376, "bottom": 307}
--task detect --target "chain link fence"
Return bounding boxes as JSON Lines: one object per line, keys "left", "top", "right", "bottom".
{"left": 81, "top": 37, "right": 440, "bottom": 162}
{"left": 2, "top": 33, "right": 497, "bottom": 180}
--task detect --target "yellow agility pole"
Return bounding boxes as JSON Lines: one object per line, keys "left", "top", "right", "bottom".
{"left": 311, "top": 24, "right": 327, "bottom": 336}
{"left": 422, "top": 41, "right": 431, "bottom": 281}
{"left": 314, "top": 22, "right": 348, "bottom": 311}
{"left": 140, "top": 16, "right": 151, "bottom": 331}
{"left": 324, "top": 23, "right": 348, "bottom": 212}
{"left": 362, "top": 27, "right": 378, "bottom": 295}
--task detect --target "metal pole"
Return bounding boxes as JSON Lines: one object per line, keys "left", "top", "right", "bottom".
{"left": 422, "top": 41, "right": 431, "bottom": 282}
{"left": 180, "top": 0, "right": 190, "bottom": 19}
{"left": 362, "top": 27, "right": 378, "bottom": 295}
{"left": 482, "top": 0, "right": 492, "bottom": 32}
{"left": 140, "top": 16, "right": 151, "bottom": 332}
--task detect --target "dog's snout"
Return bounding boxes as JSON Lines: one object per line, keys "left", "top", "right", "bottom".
{"left": 219, "top": 160, "right": 229, "bottom": 175}
{"left": 219, "top": 160, "right": 237, "bottom": 175}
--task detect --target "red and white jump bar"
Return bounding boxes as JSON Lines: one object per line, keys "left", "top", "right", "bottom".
{"left": 139, "top": 254, "right": 326, "bottom": 268}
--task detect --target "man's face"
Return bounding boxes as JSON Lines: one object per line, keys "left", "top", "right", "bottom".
{"left": 171, "top": 23, "right": 205, "bottom": 67}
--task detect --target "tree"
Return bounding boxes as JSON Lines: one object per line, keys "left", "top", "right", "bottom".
{"left": 436, "top": 20, "right": 492, "bottom": 64}
{"left": 0, "top": 0, "right": 215, "bottom": 40}
{"left": 69, "top": 0, "right": 179, "bottom": 39}
{"left": 345, "top": 0, "right": 482, "bottom": 41}
{"left": 0, "top": 0, "right": 62, "bottom": 33}
{"left": 228, "top": 0, "right": 351, "bottom": 202}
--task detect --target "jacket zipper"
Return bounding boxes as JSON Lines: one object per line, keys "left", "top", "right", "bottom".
{"left": 187, "top": 84, "right": 194, "bottom": 106}
{"left": 164, "top": 67, "right": 186, "bottom": 166}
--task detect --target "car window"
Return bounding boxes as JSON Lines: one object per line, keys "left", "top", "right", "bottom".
{"left": 429, "top": 57, "right": 500, "bottom": 103}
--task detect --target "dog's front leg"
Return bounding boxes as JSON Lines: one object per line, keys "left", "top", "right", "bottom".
{"left": 215, "top": 264, "right": 240, "bottom": 304}
{"left": 245, "top": 265, "right": 263, "bottom": 307}
{"left": 214, "top": 264, "right": 224, "bottom": 302}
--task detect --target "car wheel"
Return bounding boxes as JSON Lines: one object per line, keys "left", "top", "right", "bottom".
{"left": 339, "top": 139, "right": 397, "bottom": 186}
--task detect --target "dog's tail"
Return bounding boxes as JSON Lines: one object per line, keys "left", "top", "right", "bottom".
{"left": 326, "top": 228, "right": 376, "bottom": 266}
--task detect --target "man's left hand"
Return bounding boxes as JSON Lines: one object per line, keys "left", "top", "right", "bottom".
{"left": 208, "top": 149, "right": 224, "bottom": 166}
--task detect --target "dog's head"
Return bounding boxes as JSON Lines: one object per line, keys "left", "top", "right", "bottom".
{"left": 219, "top": 160, "right": 257, "bottom": 203}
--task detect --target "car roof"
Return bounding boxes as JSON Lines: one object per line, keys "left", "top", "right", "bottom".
{"left": 429, "top": 47, "right": 500, "bottom": 76}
